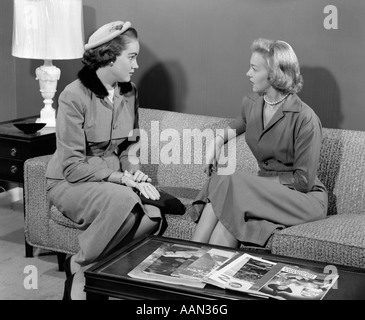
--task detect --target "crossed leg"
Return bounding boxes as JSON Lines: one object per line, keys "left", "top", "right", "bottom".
{"left": 192, "top": 202, "right": 238, "bottom": 248}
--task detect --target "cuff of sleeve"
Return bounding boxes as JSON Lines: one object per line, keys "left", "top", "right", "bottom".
{"left": 278, "top": 172, "right": 310, "bottom": 192}
{"left": 278, "top": 172, "right": 295, "bottom": 185}
{"left": 95, "top": 168, "right": 115, "bottom": 181}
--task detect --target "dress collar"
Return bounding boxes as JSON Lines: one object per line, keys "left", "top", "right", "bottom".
{"left": 248, "top": 92, "right": 302, "bottom": 113}
{"left": 280, "top": 93, "right": 301, "bottom": 112}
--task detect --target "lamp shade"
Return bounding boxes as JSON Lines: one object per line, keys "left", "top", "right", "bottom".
{"left": 12, "top": 0, "right": 84, "bottom": 60}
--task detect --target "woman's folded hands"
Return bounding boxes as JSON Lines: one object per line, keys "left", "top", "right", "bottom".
{"left": 122, "top": 170, "right": 160, "bottom": 200}
{"left": 108, "top": 170, "right": 160, "bottom": 200}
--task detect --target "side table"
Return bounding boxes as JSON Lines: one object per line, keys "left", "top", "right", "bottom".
{"left": 0, "top": 116, "right": 56, "bottom": 257}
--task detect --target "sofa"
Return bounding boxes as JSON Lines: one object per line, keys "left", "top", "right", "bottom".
{"left": 24, "top": 107, "right": 365, "bottom": 270}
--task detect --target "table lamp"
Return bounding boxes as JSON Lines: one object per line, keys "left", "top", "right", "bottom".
{"left": 12, "top": 0, "right": 84, "bottom": 127}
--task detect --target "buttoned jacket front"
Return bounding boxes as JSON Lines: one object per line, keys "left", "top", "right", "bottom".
{"left": 229, "top": 93, "right": 326, "bottom": 193}
{"left": 45, "top": 67, "right": 140, "bottom": 183}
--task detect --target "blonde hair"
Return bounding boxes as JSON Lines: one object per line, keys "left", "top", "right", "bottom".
{"left": 251, "top": 38, "right": 303, "bottom": 94}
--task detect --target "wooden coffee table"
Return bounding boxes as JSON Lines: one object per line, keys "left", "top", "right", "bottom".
{"left": 84, "top": 235, "right": 365, "bottom": 300}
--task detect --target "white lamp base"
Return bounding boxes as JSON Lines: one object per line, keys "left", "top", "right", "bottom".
{"left": 36, "top": 107, "right": 56, "bottom": 127}
{"left": 35, "top": 60, "right": 60, "bottom": 127}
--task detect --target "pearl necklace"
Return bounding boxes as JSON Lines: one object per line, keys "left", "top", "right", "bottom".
{"left": 264, "top": 93, "right": 289, "bottom": 106}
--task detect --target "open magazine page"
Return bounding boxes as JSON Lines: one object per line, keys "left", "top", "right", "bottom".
{"left": 256, "top": 264, "right": 339, "bottom": 300}
{"left": 219, "top": 254, "right": 277, "bottom": 294}
{"left": 208, "top": 253, "right": 276, "bottom": 293}
{"left": 202, "top": 252, "right": 243, "bottom": 289}
{"left": 172, "top": 248, "right": 237, "bottom": 282}
{"left": 210, "top": 252, "right": 339, "bottom": 300}
{"left": 127, "top": 243, "right": 207, "bottom": 288}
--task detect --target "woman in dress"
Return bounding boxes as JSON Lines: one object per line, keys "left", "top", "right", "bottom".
{"left": 45, "top": 21, "right": 161, "bottom": 300}
{"left": 192, "top": 38, "right": 328, "bottom": 248}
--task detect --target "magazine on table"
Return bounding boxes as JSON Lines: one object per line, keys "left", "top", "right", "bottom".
{"left": 217, "top": 253, "right": 338, "bottom": 300}
{"left": 254, "top": 263, "right": 339, "bottom": 300}
{"left": 172, "top": 248, "right": 237, "bottom": 281}
{"left": 128, "top": 243, "right": 339, "bottom": 299}
{"left": 209, "top": 253, "right": 277, "bottom": 293}
{"left": 127, "top": 243, "right": 208, "bottom": 288}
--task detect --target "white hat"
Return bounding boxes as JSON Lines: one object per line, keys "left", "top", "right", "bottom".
{"left": 84, "top": 21, "right": 132, "bottom": 50}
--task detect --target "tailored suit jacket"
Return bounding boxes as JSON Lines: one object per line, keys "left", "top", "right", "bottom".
{"left": 228, "top": 93, "right": 327, "bottom": 194}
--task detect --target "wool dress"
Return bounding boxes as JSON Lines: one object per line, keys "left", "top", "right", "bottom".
{"left": 46, "top": 67, "right": 161, "bottom": 266}
{"left": 192, "top": 93, "right": 328, "bottom": 246}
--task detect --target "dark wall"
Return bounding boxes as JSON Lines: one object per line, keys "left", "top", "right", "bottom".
{"left": 3, "top": 0, "right": 365, "bottom": 130}
{"left": 0, "top": 0, "right": 17, "bottom": 121}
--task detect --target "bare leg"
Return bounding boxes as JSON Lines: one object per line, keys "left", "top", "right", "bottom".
{"left": 209, "top": 221, "right": 239, "bottom": 248}
{"left": 192, "top": 203, "right": 218, "bottom": 243}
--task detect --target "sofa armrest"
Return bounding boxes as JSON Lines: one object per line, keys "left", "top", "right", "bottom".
{"left": 23, "top": 155, "right": 53, "bottom": 246}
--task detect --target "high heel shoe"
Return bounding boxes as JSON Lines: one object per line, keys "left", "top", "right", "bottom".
{"left": 63, "top": 256, "right": 72, "bottom": 278}
{"left": 62, "top": 274, "right": 74, "bottom": 300}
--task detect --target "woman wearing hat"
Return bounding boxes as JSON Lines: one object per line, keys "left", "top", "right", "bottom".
{"left": 45, "top": 21, "right": 162, "bottom": 300}
{"left": 192, "top": 38, "right": 328, "bottom": 249}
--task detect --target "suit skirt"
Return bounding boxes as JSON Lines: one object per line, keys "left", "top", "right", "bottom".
{"left": 192, "top": 172, "right": 328, "bottom": 246}
{"left": 47, "top": 179, "right": 162, "bottom": 265}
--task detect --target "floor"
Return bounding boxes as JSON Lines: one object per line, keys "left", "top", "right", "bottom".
{"left": 0, "top": 187, "right": 64, "bottom": 300}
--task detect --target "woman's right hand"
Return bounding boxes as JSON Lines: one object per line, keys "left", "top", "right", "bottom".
{"left": 135, "top": 182, "right": 161, "bottom": 200}
{"left": 123, "top": 171, "right": 160, "bottom": 200}
{"left": 204, "top": 137, "right": 223, "bottom": 176}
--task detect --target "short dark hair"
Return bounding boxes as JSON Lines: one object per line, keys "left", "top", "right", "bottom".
{"left": 251, "top": 38, "right": 303, "bottom": 94}
{"left": 82, "top": 28, "right": 138, "bottom": 70}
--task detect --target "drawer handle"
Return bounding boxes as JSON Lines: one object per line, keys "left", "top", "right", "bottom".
{"left": 11, "top": 165, "right": 18, "bottom": 174}
{"left": 10, "top": 148, "right": 17, "bottom": 157}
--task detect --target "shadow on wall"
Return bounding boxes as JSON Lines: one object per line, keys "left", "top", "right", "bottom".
{"left": 299, "top": 66, "right": 343, "bottom": 129}
{"left": 137, "top": 45, "right": 187, "bottom": 112}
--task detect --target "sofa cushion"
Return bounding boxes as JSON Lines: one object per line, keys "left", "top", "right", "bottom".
{"left": 157, "top": 186, "right": 199, "bottom": 240}
{"left": 163, "top": 204, "right": 197, "bottom": 240}
{"left": 319, "top": 129, "right": 365, "bottom": 216}
{"left": 50, "top": 205, "right": 79, "bottom": 228}
{"left": 271, "top": 214, "right": 365, "bottom": 269}
{"left": 48, "top": 219, "right": 81, "bottom": 254}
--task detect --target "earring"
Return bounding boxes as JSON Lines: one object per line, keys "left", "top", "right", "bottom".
{"left": 109, "top": 62, "right": 114, "bottom": 67}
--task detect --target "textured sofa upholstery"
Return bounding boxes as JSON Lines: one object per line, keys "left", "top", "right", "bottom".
{"left": 24, "top": 108, "right": 365, "bottom": 269}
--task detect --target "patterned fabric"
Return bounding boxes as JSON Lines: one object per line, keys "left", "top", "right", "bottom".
{"left": 271, "top": 214, "right": 365, "bottom": 268}
{"left": 24, "top": 108, "right": 365, "bottom": 267}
